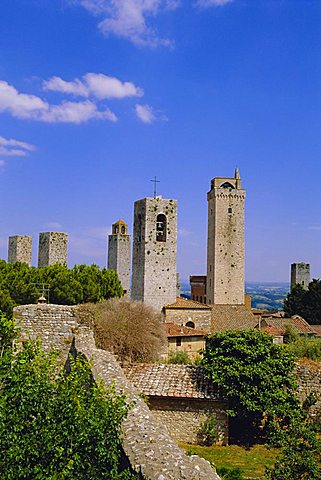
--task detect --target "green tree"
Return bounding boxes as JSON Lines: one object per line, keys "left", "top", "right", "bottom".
{"left": 0, "top": 314, "right": 136, "bottom": 480}
{"left": 265, "top": 398, "right": 321, "bottom": 480}
{"left": 0, "top": 261, "right": 123, "bottom": 317}
{"left": 202, "top": 330, "right": 300, "bottom": 444}
{"left": 284, "top": 279, "right": 321, "bottom": 324}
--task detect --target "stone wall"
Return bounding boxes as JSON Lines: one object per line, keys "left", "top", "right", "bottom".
{"left": 206, "top": 173, "right": 245, "bottom": 305}
{"left": 38, "top": 232, "right": 68, "bottom": 267}
{"left": 8, "top": 235, "right": 32, "bottom": 265}
{"left": 149, "top": 397, "right": 228, "bottom": 445}
{"left": 295, "top": 361, "right": 321, "bottom": 415}
{"left": 164, "top": 308, "right": 212, "bottom": 331}
{"left": 131, "top": 197, "right": 177, "bottom": 311}
{"left": 14, "top": 304, "right": 220, "bottom": 480}
{"left": 108, "top": 233, "right": 131, "bottom": 295}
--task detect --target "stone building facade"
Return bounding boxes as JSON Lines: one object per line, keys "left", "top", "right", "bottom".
{"left": 131, "top": 196, "right": 177, "bottom": 311}
{"left": 206, "top": 169, "right": 246, "bottom": 305}
{"left": 108, "top": 219, "right": 131, "bottom": 296}
{"left": 38, "top": 232, "right": 68, "bottom": 267}
{"left": 163, "top": 323, "right": 206, "bottom": 361}
{"left": 8, "top": 235, "right": 32, "bottom": 265}
{"left": 291, "top": 262, "right": 310, "bottom": 290}
{"left": 163, "top": 297, "right": 212, "bottom": 331}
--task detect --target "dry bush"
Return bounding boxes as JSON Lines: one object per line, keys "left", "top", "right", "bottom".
{"left": 76, "top": 298, "right": 166, "bottom": 363}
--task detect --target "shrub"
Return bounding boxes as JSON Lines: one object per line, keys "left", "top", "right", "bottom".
{"left": 198, "top": 414, "right": 220, "bottom": 446}
{"left": 286, "top": 337, "right": 321, "bottom": 361}
{"left": 217, "top": 466, "right": 245, "bottom": 480}
{"left": 166, "top": 349, "right": 191, "bottom": 364}
{"left": 76, "top": 298, "right": 166, "bottom": 363}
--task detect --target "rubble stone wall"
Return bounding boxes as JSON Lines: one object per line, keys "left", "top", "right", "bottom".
{"left": 14, "top": 304, "right": 220, "bottom": 480}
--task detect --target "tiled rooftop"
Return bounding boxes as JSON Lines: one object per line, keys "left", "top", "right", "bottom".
{"left": 259, "top": 315, "right": 317, "bottom": 335}
{"left": 165, "top": 323, "right": 207, "bottom": 337}
{"left": 164, "top": 297, "right": 211, "bottom": 310}
{"left": 124, "top": 364, "right": 221, "bottom": 400}
{"left": 211, "top": 304, "right": 257, "bottom": 332}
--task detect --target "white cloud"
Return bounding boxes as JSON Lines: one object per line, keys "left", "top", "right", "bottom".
{"left": 43, "top": 76, "right": 88, "bottom": 97}
{"left": 43, "top": 222, "right": 63, "bottom": 230}
{"left": 43, "top": 73, "right": 143, "bottom": 99}
{"left": 0, "top": 80, "right": 117, "bottom": 124}
{"left": 0, "top": 135, "right": 36, "bottom": 167}
{"left": 135, "top": 103, "right": 156, "bottom": 123}
{"left": 196, "top": 0, "right": 233, "bottom": 7}
{"left": 74, "top": 0, "right": 177, "bottom": 47}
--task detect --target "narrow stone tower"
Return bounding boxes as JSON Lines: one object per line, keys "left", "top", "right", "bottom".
{"left": 8, "top": 235, "right": 32, "bottom": 265}
{"left": 108, "top": 219, "right": 131, "bottom": 296}
{"left": 38, "top": 232, "right": 68, "bottom": 267}
{"left": 291, "top": 263, "right": 310, "bottom": 290}
{"left": 206, "top": 168, "right": 246, "bottom": 305}
{"left": 131, "top": 196, "right": 177, "bottom": 311}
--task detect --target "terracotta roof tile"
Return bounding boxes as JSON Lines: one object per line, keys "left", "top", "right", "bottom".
{"left": 164, "top": 297, "right": 211, "bottom": 310}
{"left": 124, "top": 364, "right": 221, "bottom": 400}
{"left": 211, "top": 304, "right": 257, "bottom": 332}
{"left": 312, "top": 325, "right": 321, "bottom": 337}
{"left": 259, "top": 316, "right": 317, "bottom": 335}
{"left": 164, "top": 323, "right": 207, "bottom": 337}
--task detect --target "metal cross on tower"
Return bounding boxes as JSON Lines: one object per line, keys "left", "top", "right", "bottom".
{"left": 150, "top": 176, "right": 160, "bottom": 198}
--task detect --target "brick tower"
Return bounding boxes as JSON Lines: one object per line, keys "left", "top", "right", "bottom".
{"left": 206, "top": 168, "right": 246, "bottom": 305}
{"left": 108, "top": 219, "right": 131, "bottom": 296}
{"left": 131, "top": 196, "right": 177, "bottom": 311}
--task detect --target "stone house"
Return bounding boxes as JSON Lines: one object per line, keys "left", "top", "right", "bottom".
{"left": 163, "top": 323, "right": 206, "bottom": 361}
{"left": 125, "top": 363, "right": 229, "bottom": 445}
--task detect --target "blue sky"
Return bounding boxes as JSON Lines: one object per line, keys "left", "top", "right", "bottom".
{"left": 1, "top": 0, "right": 321, "bottom": 282}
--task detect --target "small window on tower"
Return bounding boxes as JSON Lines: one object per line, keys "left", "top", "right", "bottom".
{"left": 228, "top": 207, "right": 233, "bottom": 214}
{"left": 121, "top": 225, "right": 126, "bottom": 234}
{"left": 156, "top": 214, "right": 167, "bottom": 242}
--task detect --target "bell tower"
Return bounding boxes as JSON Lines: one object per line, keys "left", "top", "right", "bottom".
{"left": 108, "top": 219, "right": 131, "bottom": 296}
{"left": 206, "top": 168, "right": 246, "bottom": 305}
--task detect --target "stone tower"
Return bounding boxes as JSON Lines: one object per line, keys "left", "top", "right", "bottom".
{"left": 206, "top": 168, "right": 246, "bottom": 305}
{"left": 108, "top": 219, "right": 131, "bottom": 296}
{"left": 8, "top": 235, "right": 32, "bottom": 265}
{"left": 291, "top": 263, "right": 310, "bottom": 291}
{"left": 38, "top": 232, "right": 68, "bottom": 267}
{"left": 131, "top": 196, "right": 177, "bottom": 311}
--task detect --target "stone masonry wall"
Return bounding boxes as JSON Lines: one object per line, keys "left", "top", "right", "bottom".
{"left": 295, "top": 362, "right": 321, "bottom": 415}
{"left": 207, "top": 177, "right": 245, "bottom": 305}
{"left": 8, "top": 235, "right": 32, "bottom": 265}
{"left": 38, "top": 232, "right": 68, "bottom": 267}
{"left": 14, "top": 304, "right": 220, "bottom": 480}
{"left": 149, "top": 397, "right": 228, "bottom": 445}
{"left": 132, "top": 197, "right": 177, "bottom": 311}
{"left": 164, "top": 308, "right": 212, "bottom": 332}
{"left": 108, "top": 234, "right": 131, "bottom": 295}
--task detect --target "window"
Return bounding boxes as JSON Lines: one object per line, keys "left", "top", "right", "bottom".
{"left": 176, "top": 337, "right": 181, "bottom": 347}
{"left": 186, "top": 321, "right": 195, "bottom": 328}
{"left": 221, "top": 182, "right": 235, "bottom": 189}
{"left": 156, "top": 214, "right": 167, "bottom": 242}
{"left": 121, "top": 225, "right": 126, "bottom": 234}
{"left": 228, "top": 207, "right": 232, "bottom": 214}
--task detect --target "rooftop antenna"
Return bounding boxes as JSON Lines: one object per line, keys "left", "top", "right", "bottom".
{"left": 150, "top": 176, "right": 160, "bottom": 198}
{"left": 32, "top": 283, "right": 51, "bottom": 304}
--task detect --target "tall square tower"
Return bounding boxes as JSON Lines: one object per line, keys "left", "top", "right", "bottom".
{"left": 291, "top": 263, "right": 310, "bottom": 290}
{"left": 131, "top": 196, "right": 177, "bottom": 311}
{"left": 38, "top": 232, "right": 68, "bottom": 267}
{"left": 108, "top": 219, "right": 131, "bottom": 296}
{"left": 206, "top": 169, "right": 246, "bottom": 305}
{"left": 8, "top": 235, "right": 32, "bottom": 265}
